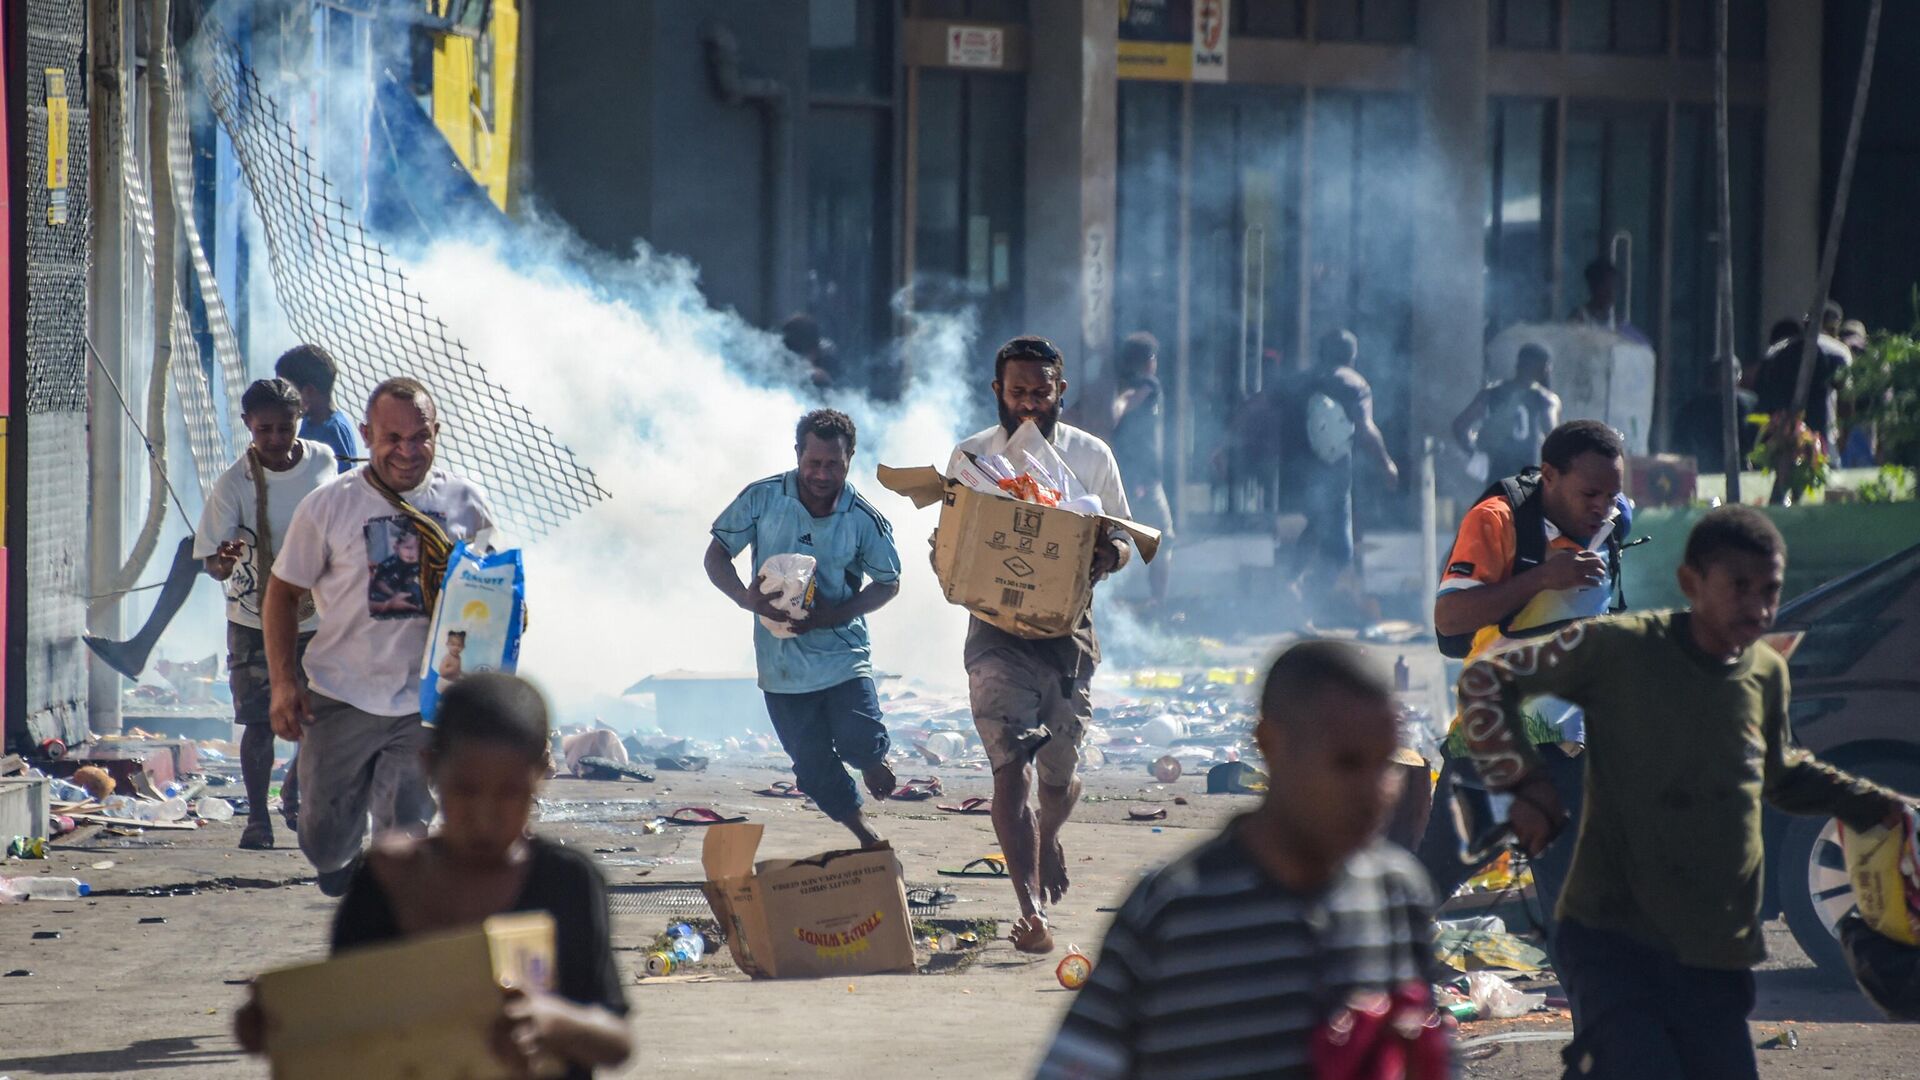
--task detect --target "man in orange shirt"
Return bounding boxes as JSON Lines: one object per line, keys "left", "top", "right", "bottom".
{"left": 1416, "top": 421, "right": 1628, "bottom": 928}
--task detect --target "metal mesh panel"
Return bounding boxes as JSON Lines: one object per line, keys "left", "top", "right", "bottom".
{"left": 23, "top": 0, "right": 93, "bottom": 748}
{"left": 188, "top": 29, "right": 608, "bottom": 540}
{"left": 24, "top": 0, "right": 90, "bottom": 415}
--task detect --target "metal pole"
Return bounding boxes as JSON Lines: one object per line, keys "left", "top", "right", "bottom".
{"left": 1713, "top": 0, "right": 1742, "bottom": 503}
{"left": 85, "top": 0, "right": 126, "bottom": 735}
{"left": 1420, "top": 436, "right": 1438, "bottom": 639}
{"left": 1772, "top": 0, "right": 1880, "bottom": 505}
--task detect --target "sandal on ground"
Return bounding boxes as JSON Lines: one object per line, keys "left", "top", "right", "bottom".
{"left": 664, "top": 806, "right": 747, "bottom": 827}
{"left": 937, "top": 854, "right": 1008, "bottom": 878}
{"left": 1127, "top": 805, "right": 1168, "bottom": 821}
{"left": 890, "top": 777, "right": 943, "bottom": 801}
{"left": 937, "top": 797, "right": 993, "bottom": 815}
{"left": 753, "top": 780, "right": 807, "bottom": 799}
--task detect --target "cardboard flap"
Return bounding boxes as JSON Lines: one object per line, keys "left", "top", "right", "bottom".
{"left": 875, "top": 464, "right": 948, "bottom": 509}
{"left": 1102, "top": 516, "right": 1163, "bottom": 564}
{"left": 702, "top": 822, "right": 765, "bottom": 881}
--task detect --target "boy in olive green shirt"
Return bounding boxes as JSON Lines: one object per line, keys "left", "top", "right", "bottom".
{"left": 1460, "top": 506, "right": 1912, "bottom": 1080}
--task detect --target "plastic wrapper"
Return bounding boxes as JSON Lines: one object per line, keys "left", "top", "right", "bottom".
{"left": 757, "top": 553, "right": 818, "bottom": 639}
{"left": 1842, "top": 805, "right": 1920, "bottom": 945}
{"left": 420, "top": 542, "right": 526, "bottom": 723}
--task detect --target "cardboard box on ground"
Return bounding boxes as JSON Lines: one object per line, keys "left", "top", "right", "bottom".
{"left": 254, "top": 912, "right": 563, "bottom": 1080}
{"left": 877, "top": 461, "right": 1161, "bottom": 639}
{"left": 701, "top": 823, "right": 917, "bottom": 978}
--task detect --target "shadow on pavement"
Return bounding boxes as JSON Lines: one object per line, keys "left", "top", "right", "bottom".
{"left": 1752, "top": 965, "right": 1887, "bottom": 1024}
{"left": 0, "top": 1034, "right": 243, "bottom": 1075}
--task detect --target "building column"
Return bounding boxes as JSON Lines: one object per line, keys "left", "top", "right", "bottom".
{"left": 1759, "top": 0, "right": 1820, "bottom": 345}
{"left": 1024, "top": 0, "right": 1119, "bottom": 425}
{"left": 1409, "top": 0, "right": 1489, "bottom": 442}
{"left": 86, "top": 0, "right": 126, "bottom": 735}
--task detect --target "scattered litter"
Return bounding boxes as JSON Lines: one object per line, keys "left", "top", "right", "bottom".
{"left": 6, "top": 837, "right": 45, "bottom": 859}
{"left": 1056, "top": 945, "right": 1094, "bottom": 989}
{"left": 1758, "top": 1029, "right": 1800, "bottom": 1051}
{"left": 31, "top": 931, "right": 60, "bottom": 940}
{"left": 1466, "top": 971, "right": 1547, "bottom": 1019}
{"left": 4, "top": 969, "right": 31, "bottom": 977}
{"left": 1151, "top": 756, "right": 1182, "bottom": 782}
{"left": 139, "top": 917, "right": 168, "bottom": 924}
{"left": 1436, "top": 928, "right": 1550, "bottom": 973}
{"left": 1127, "top": 806, "right": 1168, "bottom": 822}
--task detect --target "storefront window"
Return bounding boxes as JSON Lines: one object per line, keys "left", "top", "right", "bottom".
{"left": 912, "top": 71, "right": 1027, "bottom": 359}
{"left": 1491, "top": 0, "right": 1558, "bottom": 49}
{"left": 1486, "top": 98, "right": 1555, "bottom": 335}
{"left": 1568, "top": 0, "right": 1668, "bottom": 55}
{"left": 1559, "top": 102, "right": 1663, "bottom": 333}
{"left": 1317, "top": 0, "right": 1416, "bottom": 44}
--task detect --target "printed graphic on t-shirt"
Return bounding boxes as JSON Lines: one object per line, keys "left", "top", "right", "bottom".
{"left": 364, "top": 513, "right": 443, "bottom": 621}
{"left": 223, "top": 524, "right": 264, "bottom": 617}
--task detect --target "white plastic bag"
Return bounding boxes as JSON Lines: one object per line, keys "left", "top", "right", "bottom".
{"left": 757, "top": 553, "right": 818, "bottom": 638}
{"left": 1003, "top": 420, "right": 1089, "bottom": 503}
{"left": 1466, "top": 971, "right": 1546, "bottom": 1019}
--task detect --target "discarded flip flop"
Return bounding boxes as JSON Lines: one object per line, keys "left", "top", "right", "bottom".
{"left": 890, "top": 778, "right": 943, "bottom": 801}
{"left": 1127, "top": 805, "right": 1168, "bottom": 822}
{"left": 906, "top": 886, "right": 957, "bottom": 909}
{"left": 937, "top": 855, "right": 1008, "bottom": 878}
{"left": 664, "top": 806, "right": 747, "bottom": 827}
{"left": 937, "top": 797, "right": 994, "bottom": 815}
{"left": 577, "top": 757, "right": 655, "bottom": 783}
{"left": 753, "top": 780, "right": 807, "bottom": 799}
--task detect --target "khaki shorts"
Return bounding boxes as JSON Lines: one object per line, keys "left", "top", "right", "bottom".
{"left": 966, "top": 646, "right": 1092, "bottom": 787}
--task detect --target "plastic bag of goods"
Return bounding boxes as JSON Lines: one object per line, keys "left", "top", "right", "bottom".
{"left": 1842, "top": 805, "right": 1920, "bottom": 945}
{"left": 756, "top": 553, "right": 818, "bottom": 639}
{"left": 420, "top": 542, "right": 526, "bottom": 723}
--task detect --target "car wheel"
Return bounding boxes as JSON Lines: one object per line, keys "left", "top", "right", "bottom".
{"left": 1778, "top": 759, "right": 1920, "bottom": 980}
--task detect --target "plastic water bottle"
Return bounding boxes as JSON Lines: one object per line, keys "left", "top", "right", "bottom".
{"left": 47, "top": 778, "right": 90, "bottom": 802}
{"left": 14, "top": 877, "right": 90, "bottom": 900}
{"left": 136, "top": 797, "right": 189, "bottom": 823}
{"left": 196, "top": 797, "right": 236, "bottom": 822}
{"left": 666, "top": 923, "right": 706, "bottom": 965}
{"left": 102, "top": 795, "right": 140, "bottom": 819}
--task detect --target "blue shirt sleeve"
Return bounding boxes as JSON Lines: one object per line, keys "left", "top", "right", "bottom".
{"left": 711, "top": 484, "right": 765, "bottom": 558}
{"left": 854, "top": 503, "right": 901, "bottom": 585}
{"left": 303, "top": 413, "right": 359, "bottom": 473}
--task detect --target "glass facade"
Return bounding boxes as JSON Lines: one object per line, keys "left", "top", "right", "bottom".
{"left": 912, "top": 70, "right": 1028, "bottom": 358}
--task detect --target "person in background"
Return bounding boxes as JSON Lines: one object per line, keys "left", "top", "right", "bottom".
{"left": 275, "top": 344, "right": 358, "bottom": 474}
{"left": 1284, "top": 329, "right": 1398, "bottom": 626}
{"left": 782, "top": 313, "right": 838, "bottom": 392}
{"left": 1836, "top": 318, "right": 1878, "bottom": 468}
{"left": 196, "top": 379, "right": 337, "bottom": 850}
{"left": 235, "top": 674, "right": 633, "bottom": 1079}
{"left": 1754, "top": 313, "right": 1851, "bottom": 452}
{"left": 1037, "top": 642, "right": 1447, "bottom": 1079}
{"left": 952, "top": 335, "right": 1132, "bottom": 955}
{"left": 1452, "top": 342, "right": 1562, "bottom": 483}
{"left": 1460, "top": 508, "right": 1914, "bottom": 1079}
{"left": 1111, "top": 331, "right": 1175, "bottom": 609}
{"left": 704, "top": 409, "right": 903, "bottom": 849}
{"left": 1569, "top": 259, "right": 1651, "bottom": 346}
{"left": 265, "top": 378, "right": 498, "bottom": 896}
{"left": 1674, "top": 360, "right": 1760, "bottom": 475}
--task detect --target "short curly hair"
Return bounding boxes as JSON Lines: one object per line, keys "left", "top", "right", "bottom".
{"left": 274, "top": 344, "right": 339, "bottom": 397}
{"left": 241, "top": 378, "right": 303, "bottom": 418}
{"left": 1684, "top": 505, "right": 1785, "bottom": 571}
{"left": 796, "top": 408, "right": 857, "bottom": 455}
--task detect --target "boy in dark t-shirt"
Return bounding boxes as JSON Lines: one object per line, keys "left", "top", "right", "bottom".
{"left": 1460, "top": 507, "right": 1913, "bottom": 1079}
{"left": 1039, "top": 642, "right": 1447, "bottom": 1079}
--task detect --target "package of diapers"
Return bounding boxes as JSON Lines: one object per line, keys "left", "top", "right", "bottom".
{"left": 757, "top": 553, "right": 818, "bottom": 639}
{"left": 420, "top": 542, "right": 526, "bottom": 722}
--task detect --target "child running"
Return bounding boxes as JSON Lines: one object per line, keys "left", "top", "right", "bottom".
{"left": 1459, "top": 506, "right": 1914, "bottom": 1079}
{"left": 238, "top": 673, "right": 632, "bottom": 1077}
{"left": 1038, "top": 641, "right": 1447, "bottom": 1079}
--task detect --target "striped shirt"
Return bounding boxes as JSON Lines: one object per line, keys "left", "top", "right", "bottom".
{"left": 1037, "top": 825, "right": 1441, "bottom": 1080}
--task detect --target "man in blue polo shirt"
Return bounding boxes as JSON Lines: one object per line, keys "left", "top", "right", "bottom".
{"left": 704, "top": 409, "right": 904, "bottom": 847}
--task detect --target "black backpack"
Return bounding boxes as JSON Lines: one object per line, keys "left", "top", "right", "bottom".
{"left": 1436, "top": 468, "right": 1627, "bottom": 660}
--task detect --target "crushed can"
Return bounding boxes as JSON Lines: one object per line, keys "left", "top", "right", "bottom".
{"left": 1056, "top": 944, "right": 1093, "bottom": 990}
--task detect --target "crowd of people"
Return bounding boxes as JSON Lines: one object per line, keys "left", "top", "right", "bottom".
{"left": 207, "top": 319, "right": 1912, "bottom": 1078}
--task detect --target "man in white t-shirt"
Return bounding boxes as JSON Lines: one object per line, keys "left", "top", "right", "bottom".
{"left": 196, "top": 378, "right": 336, "bottom": 850}
{"left": 264, "top": 377, "right": 496, "bottom": 894}
{"left": 949, "top": 335, "right": 1133, "bottom": 955}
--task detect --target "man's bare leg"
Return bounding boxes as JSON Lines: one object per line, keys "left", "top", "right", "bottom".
{"left": 841, "top": 808, "right": 885, "bottom": 850}
{"left": 1036, "top": 774, "right": 1082, "bottom": 906}
{"left": 989, "top": 761, "right": 1044, "bottom": 924}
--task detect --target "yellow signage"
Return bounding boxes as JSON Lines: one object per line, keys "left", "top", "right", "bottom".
{"left": 45, "top": 68, "right": 69, "bottom": 224}
{"left": 1118, "top": 41, "right": 1193, "bottom": 82}
{"left": 429, "top": 0, "right": 519, "bottom": 212}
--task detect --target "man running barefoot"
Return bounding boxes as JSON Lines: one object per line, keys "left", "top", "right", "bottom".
{"left": 706, "top": 410, "right": 903, "bottom": 848}
{"left": 950, "top": 337, "right": 1132, "bottom": 953}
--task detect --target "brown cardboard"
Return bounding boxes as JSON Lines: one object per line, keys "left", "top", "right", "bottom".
{"left": 876, "top": 464, "right": 1161, "bottom": 639}
{"left": 700, "top": 823, "right": 916, "bottom": 979}
{"left": 255, "top": 912, "right": 562, "bottom": 1080}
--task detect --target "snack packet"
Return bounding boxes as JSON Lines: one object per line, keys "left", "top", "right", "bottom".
{"left": 420, "top": 542, "right": 526, "bottom": 722}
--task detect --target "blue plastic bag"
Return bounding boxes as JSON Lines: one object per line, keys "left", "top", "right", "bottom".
{"left": 419, "top": 542, "right": 525, "bottom": 723}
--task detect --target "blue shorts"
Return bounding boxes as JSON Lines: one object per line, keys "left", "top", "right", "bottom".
{"left": 761, "top": 677, "right": 890, "bottom": 823}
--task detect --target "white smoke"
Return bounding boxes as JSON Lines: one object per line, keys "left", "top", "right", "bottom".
{"left": 398, "top": 232, "right": 981, "bottom": 724}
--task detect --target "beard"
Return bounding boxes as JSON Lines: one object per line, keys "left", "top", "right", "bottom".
{"left": 998, "top": 396, "right": 1062, "bottom": 440}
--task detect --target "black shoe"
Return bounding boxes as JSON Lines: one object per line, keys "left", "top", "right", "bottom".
{"left": 238, "top": 822, "right": 274, "bottom": 850}
{"left": 317, "top": 866, "right": 355, "bottom": 897}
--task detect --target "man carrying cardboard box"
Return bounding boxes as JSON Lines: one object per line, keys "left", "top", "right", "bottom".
{"left": 951, "top": 336, "right": 1132, "bottom": 954}
{"left": 705, "top": 409, "right": 904, "bottom": 849}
